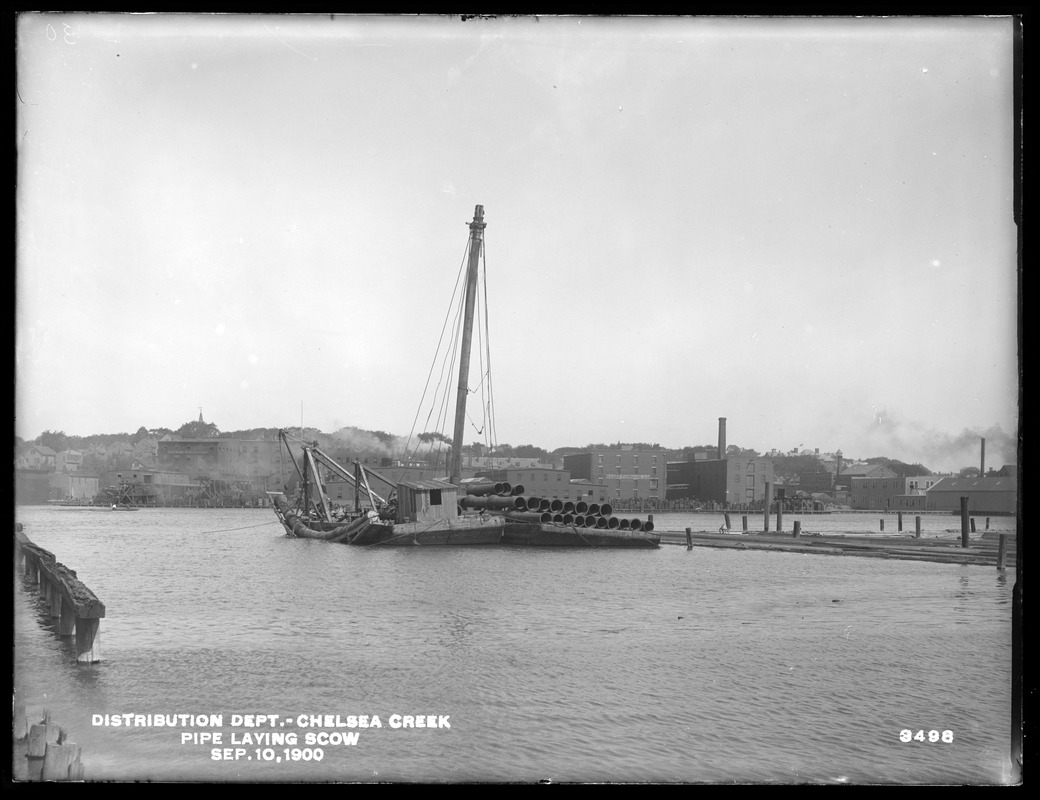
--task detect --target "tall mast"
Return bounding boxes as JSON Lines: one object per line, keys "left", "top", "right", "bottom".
{"left": 450, "top": 204, "right": 486, "bottom": 486}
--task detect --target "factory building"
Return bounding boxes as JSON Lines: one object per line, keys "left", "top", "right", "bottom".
{"left": 665, "top": 418, "right": 775, "bottom": 508}
{"left": 563, "top": 445, "right": 668, "bottom": 504}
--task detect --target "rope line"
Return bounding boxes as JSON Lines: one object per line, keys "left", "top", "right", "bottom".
{"left": 201, "top": 520, "right": 284, "bottom": 534}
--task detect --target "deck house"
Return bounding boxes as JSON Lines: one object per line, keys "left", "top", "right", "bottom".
{"left": 395, "top": 479, "right": 459, "bottom": 525}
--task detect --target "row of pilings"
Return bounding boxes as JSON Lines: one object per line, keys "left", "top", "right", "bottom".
{"left": 14, "top": 522, "right": 101, "bottom": 781}
{"left": 457, "top": 480, "right": 655, "bottom": 532}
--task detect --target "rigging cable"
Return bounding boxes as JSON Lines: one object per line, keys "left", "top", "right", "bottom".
{"left": 402, "top": 236, "right": 470, "bottom": 467}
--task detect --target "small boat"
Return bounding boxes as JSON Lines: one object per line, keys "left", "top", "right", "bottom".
{"left": 271, "top": 205, "right": 659, "bottom": 549}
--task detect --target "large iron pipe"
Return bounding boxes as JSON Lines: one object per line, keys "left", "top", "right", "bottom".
{"left": 562, "top": 501, "right": 575, "bottom": 514}
{"left": 607, "top": 517, "right": 621, "bottom": 530}
{"left": 595, "top": 517, "right": 609, "bottom": 529}
{"left": 497, "top": 482, "right": 513, "bottom": 496}
{"left": 538, "top": 499, "right": 552, "bottom": 512}
{"left": 552, "top": 513, "right": 565, "bottom": 524}
{"left": 505, "top": 511, "right": 553, "bottom": 524}
{"left": 587, "top": 503, "right": 601, "bottom": 516}
{"left": 576, "top": 501, "right": 589, "bottom": 514}
{"left": 643, "top": 519, "right": 655, "bottom": 532}
{"left": 583, "top": 516, "right": 598, "bottom": 528}
{"left": 599, "top": 503, "right": 613, "bottom": 517}
{"left": 562, "top": 513, "right": 575, "bottom": 526}
{"left": 511, "top": 484, "right": 526, "bottom": 496}
{"left": 525, "top": 496, "right": 542, "bottom": 511}
{"left": 630, "top": 519, "right": 644, "bottom": 531}
{"left": 618, "top": 518, "right": 631, "bottom": 530}
{"left": 549, "top": 500, "right": 563, "bottom": 513}
{"left": 572, "top": 514, "right": 586, "bottom": 528}
{"left": 464, "top": 482, "right": 505, "bottom": 497}
{"left": 460, "top": 495, "right": 525, "bottom": 511}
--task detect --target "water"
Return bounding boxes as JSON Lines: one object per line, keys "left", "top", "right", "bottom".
{"left": 13, "top": 507, "right": 1017, "bottom": 784}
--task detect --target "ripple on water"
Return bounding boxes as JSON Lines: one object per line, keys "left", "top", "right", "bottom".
{"left": 13, "top": 507, "right": 1016, "bottom": 784}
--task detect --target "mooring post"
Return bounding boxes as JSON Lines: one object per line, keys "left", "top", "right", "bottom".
{"left": 793, "top": 521, "right": 801, "bottom": 538}
{"left": 898, "top": 511, "right": 903, "bottom": 532}
{"left": 685, "top": 527, "right": 693, "bottom": 550}
{"left": 986, "top": 517, "right": 990, "bottom": 530}
{"left": 880, "top": 518, "right": 885, "bottom": 532}
{"left": 776, "top": 502, "right": 783, "bottom": 533}
{"left": 724, "top": 512, "right": 731, "bottom": 531}
{"left": 763, "top": 482, "right": 771, "bottom": 533}
{"left": 997, "top": 533, "right": 1008, "bottom": 570}
{"left": 960, "top": 496, "right": 970, "bottom": 548}
{"left": 970, "top": 517, "right": 976, "bottom": 533}
{"left": 742, "top": 515, "right": 748, "bottom": 532}
{"left": 915, "top": 516, "right": 922, "bottom": 538}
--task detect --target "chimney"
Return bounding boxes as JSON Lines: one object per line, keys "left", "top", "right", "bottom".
{"left": 980, "top": 437, "right": 986, "bottom": 477}
{"left": 718, "top": 417, "right": 727, "bottom": 460}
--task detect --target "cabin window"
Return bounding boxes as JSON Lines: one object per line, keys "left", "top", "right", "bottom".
{"left": 430, "top": 490, "right": 442, "bottom": 506}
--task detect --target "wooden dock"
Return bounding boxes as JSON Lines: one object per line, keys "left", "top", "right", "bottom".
{"left": 659, "top": 528, "right": 1017, "bottom": 569}
{"left": 14, "top": 524, "right": 106, "bottom": 662}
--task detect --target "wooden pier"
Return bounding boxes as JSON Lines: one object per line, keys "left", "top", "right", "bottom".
{"left": 661, "top": 527, "right": 1017, "bottom": 568}
{"left": 14, "top": 524, "right": 106, "bottom": 663}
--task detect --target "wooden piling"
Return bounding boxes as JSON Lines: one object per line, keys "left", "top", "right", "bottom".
{"left": 776, "top": 503, "right": 783, "bottom": 533}
{"left": 915, "top": 516, "right": 922, "bottom": 538}
{"left": 898, "top": 511, "right": 903, "bottom": 532}
{"left": 986, "top": 517, "right": 990, "bottom": 530}
{"left": 997, "top": 533, "right": 1008, "bottom": 570}
{"left": 742, "top": 515, "right": 748, "bottom": 532}
{"left": 960, "top": 497, "right": 970, "bottom": 548}
{"left": 880, "top": 519, "right": 885, "bottom": 531}
{"left": 793, "top": 521, "right": 801, "bottom": 538}
{"left": 42, "top": 742, "right": 81, "bottom": 780}
{"left": 685, "top": 527, "right": 693, "bottom": 550}
{"left": 15, "top": 526, "right": 105, "bottom": 662}
{"left": 970, "top": 517, "right": 976, "bottom": 533}
{"left": 763, "top": 482, "right": 770, "bottom": 533}
{"left": 724, "top": 512, "right": 731, "bottom": 531}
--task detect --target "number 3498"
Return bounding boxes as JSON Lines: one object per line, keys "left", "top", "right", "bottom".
{"left": 900, "top": 729, "right": 953, "bottom": 743}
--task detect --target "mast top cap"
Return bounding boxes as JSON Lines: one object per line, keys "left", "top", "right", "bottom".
{"left": 469, "top": 204, "right": 486, "bottom": 230}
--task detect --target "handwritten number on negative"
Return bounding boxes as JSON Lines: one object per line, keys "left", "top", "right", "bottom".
{"left": 44, "top": 22, "right": 76, "bottom": 44}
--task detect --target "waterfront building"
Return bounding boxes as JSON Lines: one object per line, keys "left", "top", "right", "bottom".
{"left": 849, "top": 476, "right": 907, "bottom": 510}
{"left": 23, "top": 445, "right": 57, "bottom": 471}
{"left": 56, "top": 449, "right": 84, "bottom": 472}
{"left": 906, "top": 475, "right": 947, "bottom": 493}
{"left": 833, "top": 463, "right": 897, "bottom": 491}
{"left": 157, "top": 436, "right": 282, "bottom": 493}
{"left": 666, "top": 456, "right": 775, "bottom": 508}
{"left": 15, "top": 469, "right": 52, "bottom": 503}
{"left": 48, "top": 470, "right": 99, "bottom": 501}
{"left": 798, "top": 470, "right": 835, "bottom": 492}
{"left": 564, "top": 445, "right": 669, "bottom": 504}
{"left": 925, "top": 476, "right": 1017, "bottom": 515}
{"left": 98, "top": 468, "right": 197, "bottom": 503}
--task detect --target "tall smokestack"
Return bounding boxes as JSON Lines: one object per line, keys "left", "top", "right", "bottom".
{"left": 980, "top": 437, "right": 986, "bottom": 477}
{"left": 718, "top": 417, "right": 727, "bottom": 460}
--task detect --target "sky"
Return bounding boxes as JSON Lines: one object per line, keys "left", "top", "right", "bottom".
{"left": 15, "top": 14, "right": 1020, "bottom": 473}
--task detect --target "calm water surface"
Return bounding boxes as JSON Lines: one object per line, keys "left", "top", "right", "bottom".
{"left": 13, "top": 507, "right": 1016, "bottom": 784}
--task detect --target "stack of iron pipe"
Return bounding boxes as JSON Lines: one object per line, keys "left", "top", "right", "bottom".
{"left": 487, "top": 492, "right": 655, "bottom": 532}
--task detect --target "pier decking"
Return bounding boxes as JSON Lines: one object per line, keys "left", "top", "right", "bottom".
{"left": 659, "top": 528, "right": 1017, "bottom": 568}
{"left": 15, "top": 524, "right": 106, "bottom": 662}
